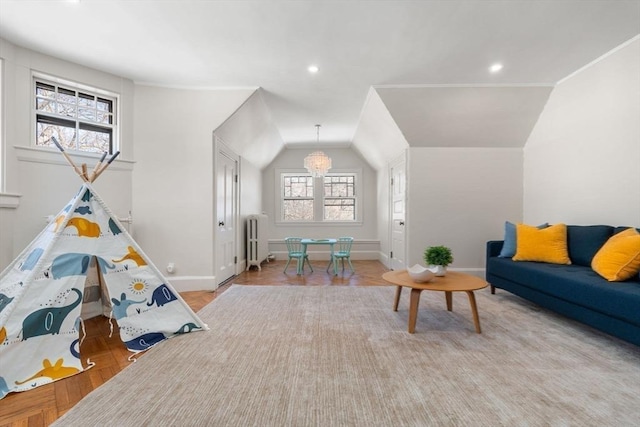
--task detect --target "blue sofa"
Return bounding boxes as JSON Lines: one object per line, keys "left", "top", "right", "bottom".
{"left": 486, "top": 225, "right": 640, "bottom": 347}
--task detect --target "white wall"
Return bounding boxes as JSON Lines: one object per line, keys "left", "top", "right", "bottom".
{"left": 263, "top": 147, "right": 379, "bottom": 260}
{"left": 524, "top": 37, "right": 640, "bottom": 227}
{"left": 0, "top": 38, "right": 135, "bottom": 271}
{"left": 133, "top": 85, "right": 254, "bottom": 290}
{"left": 239, "top": 157, "right": 263, "bottom": 221}
{"left": 212, "top": 89, "right": 281, "bottom": 269}
{"left": 0, "top": 193, "right": 20, "bottom": 271}
{"left": 407, "top": 148, "right": 523, "bottom": 273}
{"left": 239, "top": 157, "right": 263, "bottom": 267}
{"left": 351, "top": 88, "right": 409, "bottom": 264}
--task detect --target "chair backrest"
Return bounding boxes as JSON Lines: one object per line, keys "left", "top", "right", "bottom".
{"left": 335, "top": 237, "right": 353, "bottom": 254}
{"left": 285, "top": 237, "right": 304, "bottom": 254}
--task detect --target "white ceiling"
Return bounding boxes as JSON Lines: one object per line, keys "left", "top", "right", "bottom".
{"left": 0, "top": 0, "right": 639, "bottom": 146}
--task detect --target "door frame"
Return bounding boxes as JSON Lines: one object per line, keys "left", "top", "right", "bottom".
{"left": 388, "top": 152, "right": 407, "bottom": 271}
{"left": 213, "top": 134, "right": 240, "bottom": 286}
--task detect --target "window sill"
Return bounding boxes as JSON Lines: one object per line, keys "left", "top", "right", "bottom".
{"left": 14, "top": 146, "right": 134, "bottom": 171}
{"left": 0, "top": 192, "right": 21, "bottom": 209}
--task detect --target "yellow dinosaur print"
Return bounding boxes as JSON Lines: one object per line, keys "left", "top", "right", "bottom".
{"left": 113, "top": 246, "right": 147, "bottom": 266}
{"left": 65, "top": 217, "right": 101, "bottom": 238}
{"left": 0, "top": 326, "right": 6, "bottom": 343}
{"left": 14, "top": 358, "right": 80, "bottom": 385}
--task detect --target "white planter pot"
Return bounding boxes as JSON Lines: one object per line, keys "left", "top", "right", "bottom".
{"left": 430, "top": 265, "right": 447, "bottom": 276}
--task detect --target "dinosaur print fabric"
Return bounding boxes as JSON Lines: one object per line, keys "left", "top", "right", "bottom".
{"left": 0, "top": 183, "right": 207, "bottom": 399}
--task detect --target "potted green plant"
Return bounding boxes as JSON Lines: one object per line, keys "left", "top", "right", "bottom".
{"left": 423, "top": 245, "right": 453, "bottom": 276}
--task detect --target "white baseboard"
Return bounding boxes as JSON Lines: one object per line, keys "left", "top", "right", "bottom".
{"left": 168, "top": 276, "right": 217, "bottom": 292}
{"left": 378, "top": 252, "right": 390, "bottom": 268}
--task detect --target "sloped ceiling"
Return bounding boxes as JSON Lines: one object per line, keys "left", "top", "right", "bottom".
{"left": 375, "top": 86, "right": 554, "bottom": 148}
{"left": 352, "top": 89, "right": 409, "bottom": 171}
{"left": 214, "top": 90, "right": 285, "bottom": 169}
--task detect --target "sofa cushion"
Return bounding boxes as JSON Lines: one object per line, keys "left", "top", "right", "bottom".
{"left": 615, "top": 227, "right": 640, "bottom": 280}
{"left": 487, "top": 257, "right": 640, "bottom": 325}
{"left": 567, "top": 225, "right": 613, "bottom": 267}
{"left": 513, "top": 223, "right": 571, "bottom": 265}
{"left": 592, "top": 228, "right": 640, "bottom": 281}
{"left": 499, "top": 221, "right": 548, "bottom": 258}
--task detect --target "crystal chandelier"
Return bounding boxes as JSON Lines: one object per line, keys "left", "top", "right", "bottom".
{"left": 304, "top": 125, "right": 332, "bottom": 178}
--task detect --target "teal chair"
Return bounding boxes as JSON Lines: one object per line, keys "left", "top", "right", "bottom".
{"left": 328, "top": 237, "right": 354, "bottom": 275}
{"left": 284, "top": 237, "right": 313, "bottom": 275}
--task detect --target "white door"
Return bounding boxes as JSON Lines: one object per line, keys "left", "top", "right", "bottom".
{"left": 390, "top": 158, "right": 406, "bottom": 271}
{"left": 216, "top": 151, "right": 237, "bottom": 285}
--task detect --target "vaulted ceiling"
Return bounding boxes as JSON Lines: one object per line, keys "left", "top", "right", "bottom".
{"left": 1, "top": 1, "right": 638, "bottom": 160}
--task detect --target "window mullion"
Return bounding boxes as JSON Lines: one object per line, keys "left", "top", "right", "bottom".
{"left": 314, "top": 177, "right": 324, "bottom": 221}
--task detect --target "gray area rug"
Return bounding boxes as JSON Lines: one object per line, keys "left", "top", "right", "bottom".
{"left": 54, "top": 284, "right": 640, "bottom": 426}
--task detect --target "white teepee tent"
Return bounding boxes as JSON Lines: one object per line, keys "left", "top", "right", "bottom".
{"left": 0, "top": 163, "right": 208, "bottom": 399}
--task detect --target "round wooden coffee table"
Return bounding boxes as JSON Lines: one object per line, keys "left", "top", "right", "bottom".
{"left": 382, "top": 270, "right": 488, "bottom": 334}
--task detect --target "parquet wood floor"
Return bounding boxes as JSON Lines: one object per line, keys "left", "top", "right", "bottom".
{"left": 0, "top": 259, "right": 389, "bottom": 427}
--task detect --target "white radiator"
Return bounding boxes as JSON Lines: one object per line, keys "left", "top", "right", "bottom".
{"left": 246, "top": 214, "right": 269, "bottom": 271}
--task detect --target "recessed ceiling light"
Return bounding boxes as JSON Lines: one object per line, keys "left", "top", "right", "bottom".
{"left": 308, "top": 65, "right": 319, "bottom": 74}
{"left": 489, "top": 63, "right": 503, "bottom": 73}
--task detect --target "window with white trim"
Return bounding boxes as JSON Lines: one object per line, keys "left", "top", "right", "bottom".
{"left": 34, "top": 77, "right": 117, "bottom": 154}
{"left": 282, "top": 174, "right": 315, "bottom": 221}
{"left": 323, "top": 175, "right": 356, "bottom": 221}
{"left": 280, "top": 171, "right": 360, "bottom": 223}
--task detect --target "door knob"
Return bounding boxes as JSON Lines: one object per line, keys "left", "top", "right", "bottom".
{"left": 218, "top": 221, "right": 225, "bottom": 226}
{"left": 399, "top": 221, "right": 405, "bottom": 226}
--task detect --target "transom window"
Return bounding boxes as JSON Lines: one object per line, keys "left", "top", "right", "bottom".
{"left": 34, "top": 77, "right": 117, "bottom": 154}
{"left": 280, "top": 171, "right": 359, "bottom": 222}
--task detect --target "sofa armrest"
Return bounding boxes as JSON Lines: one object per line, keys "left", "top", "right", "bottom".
{"left": 486, "top": 240, "right": 504, "bottom": 259}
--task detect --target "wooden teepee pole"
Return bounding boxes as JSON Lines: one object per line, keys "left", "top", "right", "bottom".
{"left": 89, "top": 151, "right": 108, "bottom": 181}
{"left": 51, "top": 137, "right": 120, "bottom": 183}
{"left": 90, "top": 151, "right": 120, "bottom": 182}
{"left": 51, "top": 137, "right": 88, "bottom": 182}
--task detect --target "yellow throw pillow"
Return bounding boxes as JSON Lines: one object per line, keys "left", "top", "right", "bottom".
{"left": 591, "top": 228, "right": 640, "bottom": 281}
{"left": 513, "top": 223, "right": 571, "bottom": 264}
